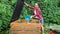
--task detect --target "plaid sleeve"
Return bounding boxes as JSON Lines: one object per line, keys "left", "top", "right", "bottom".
{"left": 28, "top": 5, "right": 34, "bottom": 9}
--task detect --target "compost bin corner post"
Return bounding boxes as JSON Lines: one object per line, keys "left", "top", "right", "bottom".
{"left": 10, "top": 0, "right": 24, "bottom": 23}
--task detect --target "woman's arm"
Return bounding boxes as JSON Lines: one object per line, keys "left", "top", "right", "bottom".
{"left": 24, "top": 2, "right": 34, "bottom": 9}
{"left": 24, "top": 2, "right": 29, "bottom": 6}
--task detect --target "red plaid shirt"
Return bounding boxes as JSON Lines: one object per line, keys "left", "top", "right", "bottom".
{"left": 28, "top": 5, "right": 43, "bottom": 20}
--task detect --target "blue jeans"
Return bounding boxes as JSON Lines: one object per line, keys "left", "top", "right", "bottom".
{"left": 40, "top": 18, "right": 44, "bottom": 24}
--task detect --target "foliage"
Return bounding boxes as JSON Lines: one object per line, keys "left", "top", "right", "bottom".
{"left": 0, "top": 0, "right": 60, "bottom": 31}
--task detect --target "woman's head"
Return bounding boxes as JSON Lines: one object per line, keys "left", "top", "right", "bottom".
{"left": 35, "top": 2, "right": 40, "bottom": 7}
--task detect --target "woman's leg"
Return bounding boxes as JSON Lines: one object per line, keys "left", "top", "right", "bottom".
{"left": 41, "top": 18, "right": 44, "bottom": 24}
{"left": 41, "top": 25, "right": 44, "bottom": 34}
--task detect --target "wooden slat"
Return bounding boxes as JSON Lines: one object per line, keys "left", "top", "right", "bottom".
{"left": 10, "top": 19, "right": 42, "bottom": 34}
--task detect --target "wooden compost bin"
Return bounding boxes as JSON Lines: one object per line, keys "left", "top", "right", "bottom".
{"left": 10, "top": 19, "right": 43, "bottom": 34}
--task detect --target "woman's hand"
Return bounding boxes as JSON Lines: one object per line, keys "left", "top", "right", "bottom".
{"left": 30, "top": 15, "right": 34, "bottom": 18}
{"left": 24, "top": 2, "right": 34, "bottom": 9}
{"left": 24, "top": 2, "right": 29, "bottom": 6}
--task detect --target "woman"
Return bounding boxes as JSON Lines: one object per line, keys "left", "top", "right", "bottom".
{"left": 24, "top": 2, "right": 44, "bottom": 24}
{"left": 24, "top": 2, "right": 44, "bottom": 34}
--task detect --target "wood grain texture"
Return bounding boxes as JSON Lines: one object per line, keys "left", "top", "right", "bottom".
{"left": 10, "top": 19, "right": 43, "bottom": 34}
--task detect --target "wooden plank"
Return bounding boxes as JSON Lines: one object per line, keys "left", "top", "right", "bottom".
{"left": 10, "top": 19, "right": 43, "bottom": 34}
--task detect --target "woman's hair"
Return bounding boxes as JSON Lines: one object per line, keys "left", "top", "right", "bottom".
{"left": 36, "top": 2, "right": 40, "bottom": 6}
